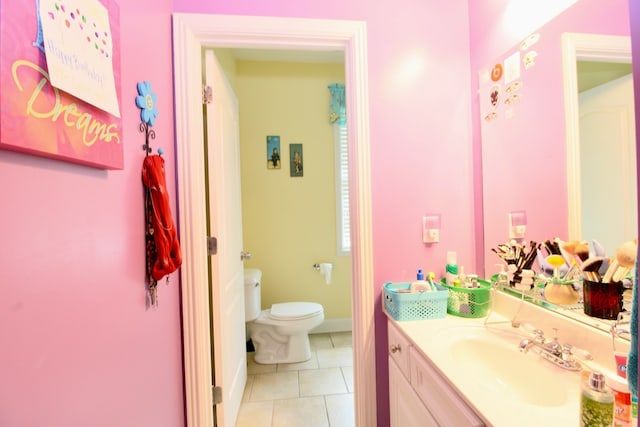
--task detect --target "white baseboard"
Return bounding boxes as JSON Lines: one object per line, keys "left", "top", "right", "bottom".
{"left": 310, "top": 317, "right": 352, "bottom": 334}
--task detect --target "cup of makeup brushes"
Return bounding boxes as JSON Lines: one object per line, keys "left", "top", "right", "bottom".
{"left": 582, "top": 279, "right": 623, "bottom": 320}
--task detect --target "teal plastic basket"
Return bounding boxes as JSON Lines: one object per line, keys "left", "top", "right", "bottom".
{"left": 383, "top": 282, "right": 449, "bottom": 321}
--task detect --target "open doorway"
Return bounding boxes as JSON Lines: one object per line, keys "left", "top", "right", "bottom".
{"left": 172, "top": 14, "right": 376, "bottom": 427}
{"left": 209, "top": 47, "right": 352, "bottom": 426}
{"left": 563, "top": 33, "right": 636, "bottom": 249}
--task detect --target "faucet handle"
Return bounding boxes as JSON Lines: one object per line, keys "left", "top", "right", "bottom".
{"left": 561, "top": 344, "right": 574, "bottom": 362}
{"left": 532, "top": 329, "right": 545, "bottom": 344}
{"left": 570, "top": 345, "right": 593, "bottom": 361}
{"left": 561, "top": 343, "right": 593, "bottom": 361}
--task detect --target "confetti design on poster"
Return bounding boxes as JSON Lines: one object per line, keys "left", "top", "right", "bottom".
{"left": 39, "top": 0, "right": 120, "bottom": 117}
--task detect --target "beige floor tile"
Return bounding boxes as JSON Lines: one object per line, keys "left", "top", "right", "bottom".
{"left": 247, "top": 353, "right": 277, "bottom": 375}
{"left": 299, "top": 367, "right": 348, "bottom": 397}
{"left": 329, "top": 331, "right": 353, "bottom": 347}
{"left": 235, "top": 400, "right": 273, "bottom": 427}
{"left": 250, "top": 371, "right": 299, "bottom": 402}
{"left": 242, "top": 375, "right": 254, "bottom": 402}
{"left": 238, "top": 338, "right": 354, "bottom": 427}
{"left": 277, "top": 351, "right": 319, "bottom": 372}
{"left": 272, "top": 396, "right": 329, "bottom": 427}
{"left": 340, "top": 366, "right": 354, "bottom": 393}
{"left": 325, "top": 393, "right": 355, "bottom": 427}
{"left": 309, "top": 333, "right": 333, "bottom": 350}
{"left": 316, "top": 347, "right": 353, "bottom": 368}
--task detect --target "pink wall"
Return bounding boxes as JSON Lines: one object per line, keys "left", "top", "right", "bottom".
{"left": 468, "top": 0, "right": 631, "bottom": 275}
{"left": 4, "top": 1, "right": 634, "bottom": 426}
{"left": 0, "top": 1, "right": 184, "bottom": 426}
{"left": 173, "top": 1, "right": 475, "bottom": 425}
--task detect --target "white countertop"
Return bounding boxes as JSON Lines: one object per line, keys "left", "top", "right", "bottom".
{"left": 387, "top": 291, "right": 629, "bottom": 427}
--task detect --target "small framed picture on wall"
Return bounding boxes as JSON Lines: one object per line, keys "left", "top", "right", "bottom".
{"left": 289, "top": 143, "right": 303, "bottom": 177}
{"left": 267, "top": 135, "right": 281, "bottom": 169}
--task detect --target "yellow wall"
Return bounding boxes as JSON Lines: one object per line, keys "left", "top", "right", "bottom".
{"left": 235, "top": 60, "right": 351, "bottom": 320}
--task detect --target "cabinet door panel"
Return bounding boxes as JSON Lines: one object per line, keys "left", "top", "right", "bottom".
{"left": 410, "top": 347, "right": 484, "bottom": 427}
{"left": 387, "top": 321, "right": 412, "bottom": 380}
{"left": 389, "top": 357, "right": 438, "bottom": 427}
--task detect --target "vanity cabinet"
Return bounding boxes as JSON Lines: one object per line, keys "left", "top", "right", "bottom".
{"left": 389, "top": 355, "right": 438, "bottom": 427}
{"left": 387, "top": 320, "right": 485, "bottom": 427}
{"left": 388, "top": 321, "right": 438, "bottom": 427}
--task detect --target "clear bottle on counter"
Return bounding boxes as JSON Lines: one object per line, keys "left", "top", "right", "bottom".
{"left": 581, "top": 371, "right": 614, "bottom": 427}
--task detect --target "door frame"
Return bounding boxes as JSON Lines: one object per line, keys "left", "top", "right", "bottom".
{"left": 172, "top": 13, "right": 376, "bottom": 427}
{"left": 562, "top": 33, "right": 632, "bottom": 240}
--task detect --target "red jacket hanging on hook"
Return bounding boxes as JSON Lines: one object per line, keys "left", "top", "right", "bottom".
{"left": 142, "top": 154, "right": 182, "bottom": 281}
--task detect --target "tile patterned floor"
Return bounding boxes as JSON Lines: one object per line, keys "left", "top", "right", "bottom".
{"left": 235, "top": 332, "right": 354, "bottom": 427}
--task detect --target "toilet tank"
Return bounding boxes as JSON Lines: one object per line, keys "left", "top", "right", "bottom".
{"left": 244, "top": 268, "right": 262, "bottom": 321}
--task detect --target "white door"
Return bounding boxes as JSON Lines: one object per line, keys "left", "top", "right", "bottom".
{"left": 204, "top": 50, "right": 247, "bottom": 427}
{"left": 579, "top": 74, "right": 637, "bottom": 253}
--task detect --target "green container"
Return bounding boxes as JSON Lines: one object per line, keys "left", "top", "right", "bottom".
{"left": 440, "top": 279, "right": 492, "bottom": 318}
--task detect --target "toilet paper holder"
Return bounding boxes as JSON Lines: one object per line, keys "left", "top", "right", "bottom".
{"left": 313, "top": 262, "right": 334, "bottom": 271}
{"left": 313, "top": 262, "right": 334, "bottom": 284}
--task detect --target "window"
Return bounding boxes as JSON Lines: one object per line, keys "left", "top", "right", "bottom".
{"left": 334, "top": 123, "right": 350, "bottom": 255}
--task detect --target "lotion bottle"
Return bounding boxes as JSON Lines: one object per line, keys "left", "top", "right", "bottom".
{"left": 410, "top": 269, "right": 431, "bottom": 292}
{"left": 445, "top": 251, "right": 459, "bottom": 285}
{"left": 580, "top": 371, "right": 614, "bottom": 427}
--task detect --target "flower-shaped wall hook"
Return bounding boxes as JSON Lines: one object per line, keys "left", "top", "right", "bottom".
{"left": 135, "top": 81, "right": 159, "bottom": 155}
{"left": 136, "top": 81, "right": 159, "bottom": 126}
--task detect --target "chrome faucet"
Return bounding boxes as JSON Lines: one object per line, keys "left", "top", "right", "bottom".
{"left": 519, "top": 327, "right": 587, "bottom": 371}
{"left": 611, "top": 316, "right": 631, "bottom": 339}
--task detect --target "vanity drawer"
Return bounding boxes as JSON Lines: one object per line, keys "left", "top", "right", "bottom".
{"left": 409, "top": 347, "right": 484, "bottom": 427}
{"left": 387, "top": 321, "right": 412, "bottom": 380}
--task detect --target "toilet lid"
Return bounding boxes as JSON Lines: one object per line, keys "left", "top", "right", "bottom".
{"left": 269, "top": 302, "right": 323, "bottom": 320}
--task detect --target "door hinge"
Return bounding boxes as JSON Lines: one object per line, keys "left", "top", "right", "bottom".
{"left": 212, "top": 385, "right": 223, "bottom": 405}
{"left": 203, "top": 85, "right": 213, "bottom": 105}
{"left": 207, "top": 236, "right": 218, "bottom": 255}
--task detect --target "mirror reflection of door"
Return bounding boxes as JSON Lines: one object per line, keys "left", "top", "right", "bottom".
{"left": 578, "top": 65, "right": 637, "bottom": 253}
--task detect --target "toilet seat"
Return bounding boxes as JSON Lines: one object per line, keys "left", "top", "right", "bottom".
{"left": 268, "top": 302, "right": 323, "bottom": 321}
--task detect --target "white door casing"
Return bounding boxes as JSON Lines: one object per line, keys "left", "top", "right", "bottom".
{"left": 204, "top": 50, "right": 247, "bottom": 427}
{"left": 172, "top": 14, "right": 376, "bottom": 427}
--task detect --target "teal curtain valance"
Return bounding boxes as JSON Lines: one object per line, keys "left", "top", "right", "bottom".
{"left": 328, "top": 83, "right": 346, "bottom": 125}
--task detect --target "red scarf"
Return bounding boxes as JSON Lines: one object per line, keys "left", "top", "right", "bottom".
{"left": 142, "top": 155, "right": 182, "bottom": 284}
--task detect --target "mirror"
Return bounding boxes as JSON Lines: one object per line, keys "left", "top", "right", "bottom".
{"left": 478, "top": 1, "right": 635, "bottom": 337}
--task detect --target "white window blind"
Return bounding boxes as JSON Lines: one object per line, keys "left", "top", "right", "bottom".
{"left": 334, "top": 124, "right": 350, "bottom": 255}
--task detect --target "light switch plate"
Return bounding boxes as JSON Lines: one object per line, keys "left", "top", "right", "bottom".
{"left": 509, "top": 211, "right": 527, "bottom": 239}
{"left": 422, "top": 214, "right": 441, "bottom": 243}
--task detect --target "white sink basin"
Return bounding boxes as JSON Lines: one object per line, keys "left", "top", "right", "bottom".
{"left": 441, "top": 326, "right": 570, "bottom": 406}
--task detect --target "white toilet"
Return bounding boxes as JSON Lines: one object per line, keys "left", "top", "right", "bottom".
{"left": 244, "top": 268, "right": 324, "bottom": 364}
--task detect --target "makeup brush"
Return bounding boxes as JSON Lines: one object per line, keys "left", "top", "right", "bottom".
{"left": 581, "top": 256, "right": 605, "bottom": 282}
{"left": 575, "top": 242, "right": 590, "bottom": 262}
{"left": 612, "top": 240, "right": 637, "bottom": 282}
{"left": 603, "top": 240, "right": 637, "bottom": 283}
{"left": 592, "top": 239, "right": 607, "bottom": 258}
{"left": 561, "top": 240, "right": 590, "bottom": 265}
